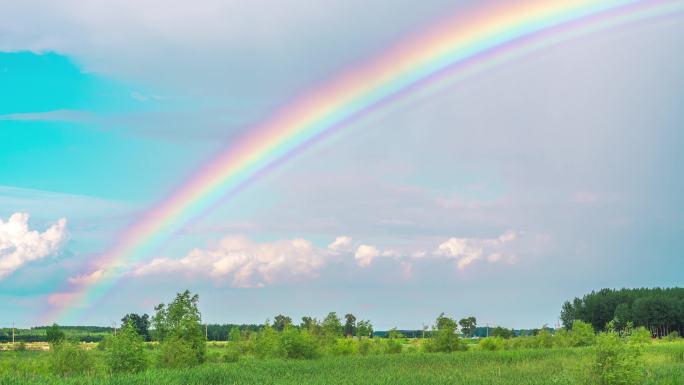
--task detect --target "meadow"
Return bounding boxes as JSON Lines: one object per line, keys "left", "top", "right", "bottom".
{"left": 0, "top": 340, "right": 683, "bottom": 385}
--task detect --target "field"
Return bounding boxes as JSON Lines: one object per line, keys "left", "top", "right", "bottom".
{"left": 1, "top": 340, "right": 683, "bottom": 385}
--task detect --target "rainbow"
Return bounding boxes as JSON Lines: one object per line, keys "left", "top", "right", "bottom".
{"left": 46, "top": 0, "right": 682, "bottom": 322}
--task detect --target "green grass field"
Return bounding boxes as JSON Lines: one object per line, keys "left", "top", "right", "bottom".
{"left": 1, "top": 341, "right": 682, "bottom": 385}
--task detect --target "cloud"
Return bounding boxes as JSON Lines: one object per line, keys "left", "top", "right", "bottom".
{"left": 327, "top": 235, "right": 352, "bottom": 253}
{"left": 434, "top": 231, "right": 517, "bottom": 270}
{"left": 354, "top": 244, "right": 380, "bottom": 267}
{"left": 0, "top": 212, "right": 67, "bottom": 279}
{"left": 132, "top": 236, "right": 328, "bottom": 288}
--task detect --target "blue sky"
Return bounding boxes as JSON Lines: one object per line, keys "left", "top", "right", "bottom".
{"left": 1, "top": 0, "right": 683, "bottom": 329}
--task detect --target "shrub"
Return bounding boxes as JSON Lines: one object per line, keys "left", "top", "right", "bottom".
{"left": 479, "top": 337, "right": 506, "bottom": 351}
{"left": 424, "top": 313, "right": 462, "bottom": 353}
{"left": 14, "top": 341, "right": 27, "bottom": 352}
{"left": 358, "top": 337, "right": 371, "bottom": 355}
{"left": 280, "top": 327, "right": 318, "bottom": 359}
{"left": 46, "top": 324, "right": 66, "bottom": 346}
{"left": 49, "top": 342, "right": 96, "bottom": 376}
{"left": 629, "top": 327, "right": 651, "bottom": 345}
{"left": 104, "top": 322, "right": 147, "bottom": 373}
{"left": 332, "top": 337, "right": 358, "bottom": 356}
{"left": 591, "top": 331, "right": 644, "bottom": 385}
{"left": 569, "top": 320, "right": 595, "bottom": 347}
{"left": 158, "top": 336, "right": 203, "bottom": 368}
{"left": 254, "top": 324, "right": 283, "bottom": 359}
{"left": 223, "top": 343, "right": 240, "bottom": 363}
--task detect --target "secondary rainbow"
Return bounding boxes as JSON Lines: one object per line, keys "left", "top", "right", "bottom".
{"left": 47, "top": 0, "right": 682, "bottom": 322}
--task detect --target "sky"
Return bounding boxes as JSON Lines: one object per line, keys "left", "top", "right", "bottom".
{"left": 1, "top": 0, "right": 683, "bottom": 330}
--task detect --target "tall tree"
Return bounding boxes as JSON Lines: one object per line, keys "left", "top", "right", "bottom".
{"left": 344, "top": 313, "right": 357, "bottom": 337}
{"left": 121, "top": 313, "right": 151, "bottom": 341}
{"left": 272, "top": 314, "right": 292, "bottom": 332}
{"left": 356, "top": 320, "right": 373, "bottom": 338}
{"left": 458, "top": 317, "right": 477, "bottom": 338}
{"left": 153, "top": 290, "right": 206, "bottom": 367}
{"left": 322, "top": 312, "right": 342, "bottom": 337}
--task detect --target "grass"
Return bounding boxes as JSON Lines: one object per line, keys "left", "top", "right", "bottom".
{"left": 0, "top": 341, "right": 682, "bottom": 384}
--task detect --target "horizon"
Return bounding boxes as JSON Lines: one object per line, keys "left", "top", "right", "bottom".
{"left": 2, "top": 1, "right": 683, "bottom": 330}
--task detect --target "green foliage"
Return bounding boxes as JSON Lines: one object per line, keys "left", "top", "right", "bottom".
{"left": 666, "top": 331, "right": 679, "bottom": 341}
{"left": 356, "top": 320, "right": 373, "bottom": 338}
{"left": 229, "top": 327, "right": 241, "bottom": 342}
{"left": 479, "top": 337, "right": 507, "bottom": 351}
{"left": 322, "top": 312, "right": 342, "bottom": 338}
{"left": 569, "top": 320, "right": 596, "bottom": 347}
{"left": 280, "top": 327, "right": 318, "bottom": 359}
{"left": 629, "top": 326, "right": 652, "bottom": 344}
{"left": 15, "top": 341, "right": 27, "bottom": 352}
{"left": 331, "top": 337, "right": 358, "bottom": 356}
{"left": 158, "top": 336, "right": 203, "bottom": 368}
{"left": 223, "top": 343, "right": 241, "bottom": 363}
{"left": 46, "top": 324, "right": 66, "bottom": 346}
{"left": 49, "top": 342, "right": 96, "bottom": 376}
{"left": 561, "top": 287, "right": 684, "bottom": 336}
{"left": 254, "top": 323, "right": 284, "bottom": 359}
{"left": 153, "top": 290, "right": 206, "bottom": 367}
{"left": 491, "top": 326, "right": 514, "bottom": 339}
{"left": 273, "top": 314, "right": 292, "bottom": 332}
{"left": 458, "top": 317, "right": 477, "bottom": 338}
{"left": 344, "top": 313, "right": 357, "bottom": 337}
{"left": 591, "top": 331, "right": 644, "bottom": 385}
{"left": 121, "top": 313, "right": 151, "bottom": 341}
{"left": 104, "top": 322, "right": 147, "bottom": 373}
{"left": 424, "top": 313, "right": 462, "bottom": 353}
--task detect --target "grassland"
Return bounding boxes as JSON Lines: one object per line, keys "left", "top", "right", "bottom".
{"left": 0, "top": 340, "right": 682, "bottom": 385}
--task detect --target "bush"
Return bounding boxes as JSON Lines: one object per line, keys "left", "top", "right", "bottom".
{"left": 280, "top": 327, "right": 318, "bottom": 359}
{"left": 591, "top": 331, "right": 644, "bottom": 385}
{"left": 158, "top": 336, "right": 203, "bottom": 368}
{"left": 384, "top": 338, "right": 402, "bottom": 354}
{"left": 14, "top": 341, "right": 27, "bottom": 352}
{"left": 104, "top": 322, "right": 147, "bottom": 373}
{"left": 479, "top": 337, "right": 506, "bottom": 351}
{"left": 46, "top": 324, "right": 66, "bottom": 346}
{"left": 629, "top": 327, "right": 651, "bottom": 345}
{"left": 49, "top": 342, "right": 96, "bottom": 376}
{"left": 569, "top": 320, "right": 595, "bottom": 347}
{"left": 223, "top": 344, "right": 240, "bottom": 363}
{"left": 331, "top": 338, "right": 358, "bottom": 356}
{"left": 424, "top": 314, "right": 462, "bottom": 353}
{"left": 254, "top": 324, "right": 283, "bottom": 359}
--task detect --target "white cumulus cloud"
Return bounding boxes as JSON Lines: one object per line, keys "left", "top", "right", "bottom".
{"left": 434, "top": 231, "right": 517, "bottom": 270}
{"left": 132, "top": 235, "right": 328, "bottom": 288}
{"left": 0, "top": 212, "right": 67, "bottom": 279}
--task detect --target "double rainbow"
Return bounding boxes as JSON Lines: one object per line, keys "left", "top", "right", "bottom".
{"left": 48, "top": 0, "right": 682, "bottom": 322}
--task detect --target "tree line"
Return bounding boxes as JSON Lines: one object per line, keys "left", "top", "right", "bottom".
{"left": 560, "top": 287, "right": 684, "bottom": 337}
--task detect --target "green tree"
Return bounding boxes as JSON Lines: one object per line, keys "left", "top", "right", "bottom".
{"left": 322, "top": 312, "right": 342, "bottom": 338}
{"left": 229, "top": 327, "right": 241, "bottom": 342}
{"left": 491, "top": 326, "right": 513, "bottom": 339}
{"left": 46, "top": 323, "right": 65, "bottom": 346}
{"left": 121, "top": 313, "right": 150, "bottom": 341}
{"left": 280, "top": 326, "right": 318, "bottom": 359}
{"left": 272, "top": 314, "right": 292, "bottom": 332}
{"left": 425, "top": 313, "right": 461, "bottom": 353}
{"left": 153, "top": 290, "right": 206, "bottom": 367}
{"left": 344, "top": 313, "right": 357, "bottom": 337}
{"left": 356, "top": 320, "right": 373, "bottom": 338}
{"left": 569, "top": 320, "right": 595, "bottom": 347}
{"left": 591, "top": 331, "right": 644, "bottom": 385}
{"left": 104, "top": 321, "right": 147, "bottom": 373}
{"left": 458, "top": 317, "right": 477, "bottom": 338}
